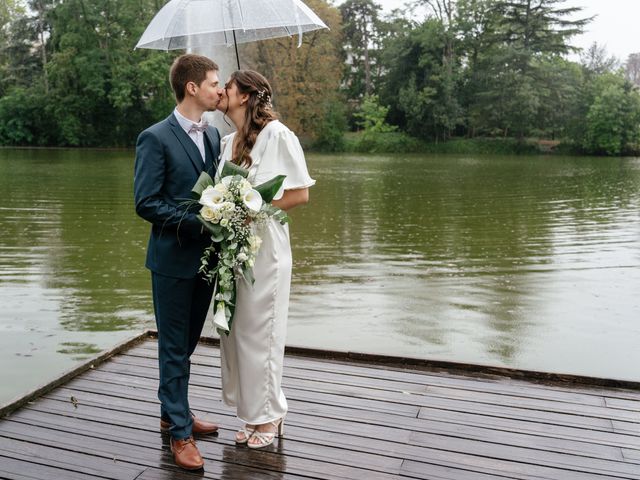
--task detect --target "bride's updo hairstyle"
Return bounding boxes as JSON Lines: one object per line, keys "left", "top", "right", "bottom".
{"left": 227, "top": 70, "right": 278, "bottom": 168}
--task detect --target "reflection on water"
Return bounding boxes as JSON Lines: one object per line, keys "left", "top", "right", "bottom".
{"left": 1, "top": 149, "right": 639, "bottom": 403}
{"left": 220, "top": 444, "right": 287, "bottom": 479}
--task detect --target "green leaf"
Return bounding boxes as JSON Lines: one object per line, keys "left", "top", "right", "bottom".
{"left": 196, "top": 215, "right": 224, "bottom": 241}
{"left": 255, "top": 175, "right": 287, "bottom": 203}
{"left": 218, "top": 162, "right": 249, "bottom": 180}
{"left": 191, "top": 172, "right": 214, "bottom": 199}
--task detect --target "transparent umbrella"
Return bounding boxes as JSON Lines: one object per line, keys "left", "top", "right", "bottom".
{"left": 135, "top": 0, "right": 328, "bottom": 68}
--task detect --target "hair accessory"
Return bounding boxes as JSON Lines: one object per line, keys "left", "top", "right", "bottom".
{"left": 256, "top": 89, "right": 273, "bottom": 109}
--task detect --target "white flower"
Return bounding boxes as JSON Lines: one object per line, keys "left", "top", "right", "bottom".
{"left": 237, "top": 252, "right": 248, "bottom": 262}
{"left": 220, "top": 218, "right": 229, "bottom": 227}
{"left": 200, "top": 186, "right": 224, "bottom": 208}
{"left": 239, "top": 178, "right": 252, "bottom": 194}
{"left": 200, "top": 205, "right": 219, "bottom": 222}
{"left": 213, "top": 182, "right": 229, "bottom": 194}
{"left": 213, "top": 302, "right": 229, "bottom": 333}
{"left": 243, "top": 189, "right": 262, "bottom": 212}
{"left": 221, "top": 176, "right": 233, "bottom": 187}
{"left": 220, "top": 201, "right": 236, "bottom": 219}
{"left": 248, "top": 235, "right": 262, "bottom": 254}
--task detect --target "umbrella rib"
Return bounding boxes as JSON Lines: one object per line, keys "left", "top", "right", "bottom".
{"left": 234, "top": 0, "right": 245, "bottom": 29}
{"left": 164, "top": 0, "right": 191, "bottom": 45}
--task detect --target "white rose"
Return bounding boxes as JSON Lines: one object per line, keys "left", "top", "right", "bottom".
{"left": 213, "top": 302, "right": 229, "bottom": 334}
{"left": 213, "top": 182, "right": 229, "bottom": 194}
{"left": 200, "top": 206, "right": 218, "bottom": 222}
{"left": 243, "top": 189, "right": 262, "bottom": 213}
{"left": 220, "top": 218, "right": 229, "bottom": 227}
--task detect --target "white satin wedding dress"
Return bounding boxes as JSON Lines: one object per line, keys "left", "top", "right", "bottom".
{"left": 218, "top": 120, "right": 315, "bottom": 424}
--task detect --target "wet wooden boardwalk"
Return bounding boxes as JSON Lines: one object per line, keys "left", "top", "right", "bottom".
{"left": 1, "top": 331, "right": 640, "bottom": 479}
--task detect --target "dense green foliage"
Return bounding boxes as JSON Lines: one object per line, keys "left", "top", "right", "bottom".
{"left": 0, "top": 0, "right": 174, "bottom": 146}
{"left": 1, "top": 0, "right": 640, "bottom": 155}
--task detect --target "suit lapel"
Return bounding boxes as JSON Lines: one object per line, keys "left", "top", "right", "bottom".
{"left": 167, "top": 113, "right": 203, "bottom": 175}
{"left": 203, "top": 128, "right": 220, "bottom": 175}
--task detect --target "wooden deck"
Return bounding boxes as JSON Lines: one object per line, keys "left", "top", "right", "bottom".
{"left": 1, "top": 331, "right": 639, "bottom": 479}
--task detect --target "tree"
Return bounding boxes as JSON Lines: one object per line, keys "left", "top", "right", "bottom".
{"left": 246, "top": 0, "right": 343, "bottom": 142}
{"left": 625, "top": 53, "right": 640, "bottom": 87}
{"left": 463, "top": 0, "right": 590, "bottom": 138}
{"left": 496, "top": 0, "right": 590, "bottom": 73}
{"left": 353, "top": 94, "right": 397, "bottom": 134}
{"left": 339, "top": 0, "right": 384, "bottom": 99}
{"left": 581, "top": 73, "right": 640, "bottom": 155}
{"left": 381, "top": 17, "right": 462, "bottom": 140}
{"left": 581, "top": 42, "right": 619, "bottom": 76}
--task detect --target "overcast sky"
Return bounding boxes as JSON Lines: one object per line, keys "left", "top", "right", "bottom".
{"left": 366, "top": 0, "right": 639, "bottom": 62}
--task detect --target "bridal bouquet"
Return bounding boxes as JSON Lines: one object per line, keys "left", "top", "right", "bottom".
{"left": 189, "top": 162, "right": 288, "bottom": 336}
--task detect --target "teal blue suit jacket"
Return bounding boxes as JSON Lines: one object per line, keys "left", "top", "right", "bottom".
{"left": 134, "top": 113, "right": 220, "bottom": 279}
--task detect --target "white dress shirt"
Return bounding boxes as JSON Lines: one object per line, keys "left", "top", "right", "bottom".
{"left": 173, "top": 108, "right": 206, "bottom": 163}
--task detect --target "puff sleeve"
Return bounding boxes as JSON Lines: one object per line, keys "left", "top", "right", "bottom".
{"left": 268, "top": 129, "right": 316, "bottom": 200}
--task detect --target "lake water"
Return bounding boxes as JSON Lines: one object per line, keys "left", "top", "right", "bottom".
{"left": 1, "top": 148, "right": 639, "bottom": 404}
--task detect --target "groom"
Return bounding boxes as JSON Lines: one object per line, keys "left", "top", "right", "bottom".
{"left": 134, "top": 54, "right": 222, "bottom": 470}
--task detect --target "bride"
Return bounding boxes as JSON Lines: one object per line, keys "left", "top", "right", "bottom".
{"left": 216, "top": 70, "right": 315, "bottom": 448}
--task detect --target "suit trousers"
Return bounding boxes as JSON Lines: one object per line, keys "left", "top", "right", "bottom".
{"left": 151, "top": 272, "right": 214, "bottom": 439}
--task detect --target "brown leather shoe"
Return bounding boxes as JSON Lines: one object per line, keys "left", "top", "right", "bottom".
{"left": 161, "top": 414, "right": 219, "bottom": 435}
{"left": 170, "top": 436, "right": 204, "bottom": 470}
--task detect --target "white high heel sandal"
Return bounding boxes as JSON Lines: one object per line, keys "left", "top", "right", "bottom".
{"left": 247, "top": 418, "right": 285, "bottom": 449}
{"left": 235, "top": 425, "right": 256, "bottom": 444}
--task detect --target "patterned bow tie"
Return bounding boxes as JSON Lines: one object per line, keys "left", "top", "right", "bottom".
{"left": 189, "top": 122, "right": 209, "bottom": 133}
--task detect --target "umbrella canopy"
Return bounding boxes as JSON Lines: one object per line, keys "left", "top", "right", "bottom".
{"left": 135, "top": 0, "right": 328, "bottom": 52}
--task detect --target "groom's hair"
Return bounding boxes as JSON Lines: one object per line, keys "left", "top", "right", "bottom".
{"left": 170, "top": 54, "right": 219, "bottom": 103}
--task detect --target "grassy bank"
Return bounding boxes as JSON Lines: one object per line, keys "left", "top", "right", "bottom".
{"left": 309, "top": 131, "right": 639, "bottom": 156}
{"left": 313, "top": 131, "right": 558, "bottom": 155}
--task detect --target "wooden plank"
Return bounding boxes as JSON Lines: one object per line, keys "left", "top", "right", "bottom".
{"left": 81, "top": 359, "right": 640, "bottom": 450}
{"left": 407, "top": 430, "right": 638, "bottom": 479}
{"left": 606, "top": 397, "right": 640, "bottom": 411}
{"left": 102, "top": 357, "right": 639, "bottom": 424}
{"left": 132, "top": 342, "right": 640, "bottom": 402}
{"left": 20, "top": 391, "right": 629, "bottom": 468}
{"left": 0, "top": 455, "right": 102, "bottom": 480}
{"left": 52, "top": 364, "right": 633, "bottom": 462}
{"left": 113, "top": 352, "right": 611, "bottom": 408}
{"left": 73, "top": 366, "right": 619, "bottom": 432}
{"left": 139, "top": 335, "right": 640, "bottom": 391}
{"left": 0, "top": 417, "right": 405, "bottom": 480}
{"left": 2, "top": 333, "right": 639, "bottom": 480}
{"left": 612, "top": 420, "right": 640, "bottom": 436}
{"left": 0, "top": 436, "right": 145, "bottom": 480}
{"left": 65, "top": 372, "right": 422, "bottom": 418}
{"left": 622, "top": 448, "right": 640, "bottom": 463}
{"left": 16, "top": 383, "right": 639, "bottom": 479}
{"left": 398, "top": 459, "right": 518, "bottom": 480}
{"left": 7, "top": 406, "right": 404, "bottom": 475}
{"left": 39, "top": 385, "right": 640, "bottom": 454}
{"left": 0, "top": 402, "right": 596, "bottom": 480}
